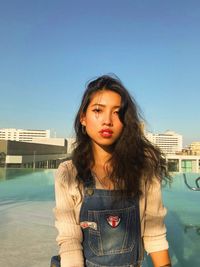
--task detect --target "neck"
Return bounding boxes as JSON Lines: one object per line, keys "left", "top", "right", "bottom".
{"left": 91, "top": 143, "right": 113, "bottom": 187}
{"left": 92, "top": 143, "right": 112, "bottom": 167}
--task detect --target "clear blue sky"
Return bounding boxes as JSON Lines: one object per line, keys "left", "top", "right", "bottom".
{"left": 0, "top": 0, "right": 200, "bottom": 146}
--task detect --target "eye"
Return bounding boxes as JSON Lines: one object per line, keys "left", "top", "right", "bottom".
{"left": 92, "top": 108, "right": 102, "bottom": 113}
{"left": 113, "top": 110, "right": 120, "bottom": 115}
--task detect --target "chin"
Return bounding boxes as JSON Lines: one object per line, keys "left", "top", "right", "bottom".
{"left": 99, "top": 140, "right": 117, "bottom": 148}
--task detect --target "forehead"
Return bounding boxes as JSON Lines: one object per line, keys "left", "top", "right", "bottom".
{"left": 89, "top": 90, "right": 121, "bottom": 106}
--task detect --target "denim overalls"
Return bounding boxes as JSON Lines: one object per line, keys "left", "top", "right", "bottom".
{"left": 80, "top": 178, "right": 142, "bottom": 267}
{"left": 50, "top": 178, "right": 142, "bottom": 267}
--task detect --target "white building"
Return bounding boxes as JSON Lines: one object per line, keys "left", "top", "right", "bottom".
{"left": 0, "top": 128, "right": 50, "bottom": 142}
{"left": 31, "top": 137, "right": 66, "bottom": 146}
{"left": 146, "top": 130, "right": 183, "bottom": 155}
{"left": 189, "top": 142, "right": 200, "bottom": 155}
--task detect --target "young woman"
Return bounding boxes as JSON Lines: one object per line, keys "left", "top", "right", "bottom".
{"left": 53, "top": 75, "right": 171, "bottom": 267}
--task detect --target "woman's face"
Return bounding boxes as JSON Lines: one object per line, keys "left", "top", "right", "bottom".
{"left": 81, "top": 90, "right": 124, "bottom": 150}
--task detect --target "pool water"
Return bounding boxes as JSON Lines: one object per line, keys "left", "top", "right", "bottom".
{"left": 0, "top": 168, "right": 57, "bottom": 267}
{"left": 0, "top": 169, "right": 199, "bottom": 267}
{"left": 162, "top": 173, "right": 200, "bottom": 267}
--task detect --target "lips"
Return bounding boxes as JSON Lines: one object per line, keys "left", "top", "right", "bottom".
{"left": 99, "top": 129, "right": 113, "bottom": 138}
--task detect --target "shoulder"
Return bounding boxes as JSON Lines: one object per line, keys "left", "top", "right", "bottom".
{"left": 141, "top": 175, "right": 162, "bottom": 193}
{"left": 56, "top": 160, "right": 78, "bottom": 186}
{"left": 140, "top": 175, "right": 163, "bottom": 207}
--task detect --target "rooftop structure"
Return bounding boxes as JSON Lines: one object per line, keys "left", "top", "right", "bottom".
{"left": 146, "top": 130, "right": 183, "bottom": 155}
{"left": 166, "top": 154, "right": 200, "bottom": 173}
{"left": 176, "top": 141, "right": 200, "bottom": 156}
{"left": 189, "top": 142, "right": 200, "bottom": 155}
{"left": 0, "top": 128, "right": 50, "bottom": 143}
{"left": 0, "top": 140, "right": 68, "bottom": 169}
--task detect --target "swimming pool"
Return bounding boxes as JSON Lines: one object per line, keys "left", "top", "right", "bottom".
{"left": 0, "top": 169, "right": 199, "bottom": 267}
{"left": 162, "top": 173, "right": 200, "bottom": 267}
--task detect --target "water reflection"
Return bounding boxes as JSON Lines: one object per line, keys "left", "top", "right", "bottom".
{"left": 0, "top": 167, "right": 47, "bottom": 181}
{"left": 183, "top": 173, "right": 200, "bottom": 191}
{"left": 0, "top": 168, "right": 56, "bottom": 202}
{"left": 184, "top": 224, "right": 200, "bottom": 235}
{"left": 163, "top": 173, "right": 200, "bottom": 267}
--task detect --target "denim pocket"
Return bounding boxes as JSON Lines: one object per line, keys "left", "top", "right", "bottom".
{"left": 85, "top": 259, "right": 137, "bottom": 267}
{"left": 88, "top": 205, "right": 136, "bottom": 256}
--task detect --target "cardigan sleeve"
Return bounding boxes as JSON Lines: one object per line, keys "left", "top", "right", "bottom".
{"left": 54, "top": 161, "right": 84, "bottom": 267}
{"left": 143, "top": 177, "right": 169, "bottom": 254}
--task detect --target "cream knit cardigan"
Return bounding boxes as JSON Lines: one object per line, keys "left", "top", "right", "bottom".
{"left": 54, "top": 160, "right": 169, "bottom": 267}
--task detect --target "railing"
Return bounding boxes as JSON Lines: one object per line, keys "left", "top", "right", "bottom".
{"left": 183, "top": 173, "right": 200, "bottom": 191}
{"left": 184, "top": 224, "right": 200, "bottom": 235}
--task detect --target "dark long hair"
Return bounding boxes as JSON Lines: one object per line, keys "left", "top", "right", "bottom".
{"left": 72, "top": 75, "right": 169, "bottom": 197}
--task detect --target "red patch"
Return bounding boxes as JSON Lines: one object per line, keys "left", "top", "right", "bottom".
{"left": 80, "top": 221, "right": 97, "bottom": 230}
{"left": 80, "top": 222, "right": 89, "bottom": 229}
{"left": 107, "top": 215, "right": 121, "bottom": 228}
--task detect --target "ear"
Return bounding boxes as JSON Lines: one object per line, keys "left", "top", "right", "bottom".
{"left": 80, "top": 113, "right": 86, "bottom": 126}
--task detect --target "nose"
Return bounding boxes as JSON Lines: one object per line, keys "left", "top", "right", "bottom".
{"left": 102, "top": 111, "right": 113, "bottom": 126}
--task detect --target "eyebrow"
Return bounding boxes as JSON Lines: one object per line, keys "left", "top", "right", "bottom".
{"left": 90, "top": 103, "right": 121, "bottom": 108}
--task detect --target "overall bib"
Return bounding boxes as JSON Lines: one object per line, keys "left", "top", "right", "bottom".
{"left": 50, "top": 178, "right": 142, "bottom": 267}
{"left": 80, "top": 178, "right": 142, "bottom": 267}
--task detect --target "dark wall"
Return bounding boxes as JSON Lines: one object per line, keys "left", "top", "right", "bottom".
{"left": 1, "top": 140, "right": 67, "bottom": 155}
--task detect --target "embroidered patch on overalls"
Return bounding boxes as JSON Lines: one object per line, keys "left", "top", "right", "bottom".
{"left": 106, "top": 215, "right": 121, "bottom": 228}
{"left": 80, "top": 221, "right": 97, "bottom": 230}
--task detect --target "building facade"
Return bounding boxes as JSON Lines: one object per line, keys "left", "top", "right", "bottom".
{"left": 0, "top": 128, "right": 50, "bottom": 142}
{"left": 166, "top": 154, "right": 200, "bottom": 173}
{"left": 0, "top": 140, "right": 68, "bottom": 168}
{"left": 189, "top": 142, "right": 200, "bottom": 155}
{"left": 146, "top": 130, "right": 183, "bottom": 155}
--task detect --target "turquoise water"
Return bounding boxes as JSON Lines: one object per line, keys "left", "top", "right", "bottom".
{"left": 162, "top": 173, "right": 200, "bottom": 267}
{"left": 0, "top": 169, "right": 199, "bottom": 267}
{"left": 0, "top": 168, "right": 57, "bottom": 267}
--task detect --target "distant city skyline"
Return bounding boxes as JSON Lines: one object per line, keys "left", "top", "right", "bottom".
{"left": 0, "top": 1, "right": 200, "bottom": 146}
{"left": 0, "top": 127, "right": 196, "bottom": 148}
